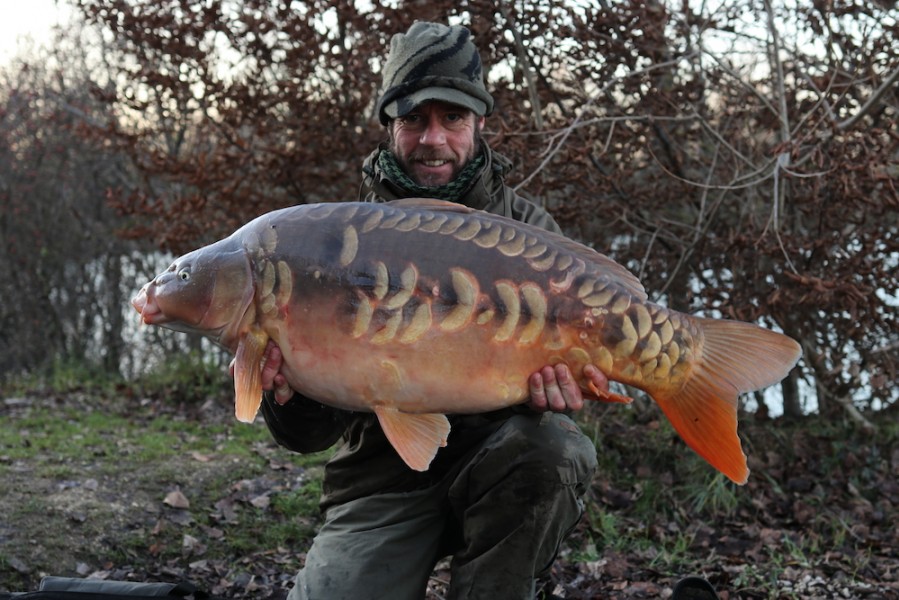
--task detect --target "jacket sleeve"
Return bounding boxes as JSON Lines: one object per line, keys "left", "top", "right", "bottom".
{"left": 260, "top": 391, "right": 348, "bottom": 454}
{"left": 507, "top": 192, "right": 563, "bottom": 234}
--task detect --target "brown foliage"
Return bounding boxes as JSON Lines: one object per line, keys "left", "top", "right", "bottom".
{"left": 65, "top": 1, "right": 897, "bottom": 415}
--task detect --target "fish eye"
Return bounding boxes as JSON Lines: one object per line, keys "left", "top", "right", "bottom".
{"left": 178, "top": 268, "right": 191, "bottom": 281}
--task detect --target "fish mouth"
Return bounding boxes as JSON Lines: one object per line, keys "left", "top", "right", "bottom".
{"left": 131, "top": 285, "right": 170, "bottom": 325}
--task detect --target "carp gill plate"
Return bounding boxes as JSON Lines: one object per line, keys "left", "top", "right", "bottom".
{"left": 132, "top": 199, "right": 801, "bottom": 483}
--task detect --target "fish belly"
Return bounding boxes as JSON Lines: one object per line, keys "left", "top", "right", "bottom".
{"left": 271, "top": 307, "right": 563, "bottom": 415}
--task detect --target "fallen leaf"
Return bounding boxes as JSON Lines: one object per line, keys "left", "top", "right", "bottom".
{"left": 250, "top": 494, "right": 271, "bottom": 509}
{"left": 7, "top": 556, "right": 30, "bottom": 574}
{"left": 183, "top": 533, "right": 206, "bottom": 556}
{"left": 164, "top": 490, "right": 190, "bottom": 509}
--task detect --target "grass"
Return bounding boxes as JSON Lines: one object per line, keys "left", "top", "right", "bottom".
{"left": 2, "top": 359, "right": 897, "bottom": 597}
{"left": 685, "top": 472, "right": 739, "bottom": 517}
{"left": 0, "top": 356, "right": 334, "bottom": 592}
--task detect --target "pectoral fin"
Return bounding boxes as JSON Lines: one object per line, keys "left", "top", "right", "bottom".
{"left": 374, "top": 407, "right": 450, "bottom": 471}
{"left": 233, "top": 327, "right": 270, "bottom": 423}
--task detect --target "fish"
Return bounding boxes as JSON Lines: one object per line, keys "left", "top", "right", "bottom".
{"left": 131, "top": 198, "right": 801, "bottom": 483}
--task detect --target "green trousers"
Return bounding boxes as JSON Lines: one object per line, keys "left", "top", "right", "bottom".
{"left": 288, "top": 412, "right": 598, "bottom": 600}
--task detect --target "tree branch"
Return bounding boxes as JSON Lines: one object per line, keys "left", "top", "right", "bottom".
{"left": 499, "top": 1, "right": 543, "bottom": 129}
{"left": 837, "top": 65, "right": 899, "bottom": 131}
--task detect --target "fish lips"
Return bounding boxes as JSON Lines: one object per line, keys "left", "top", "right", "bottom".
{"left": 131, "top": 280, "right": 232, "bottom": 344}
{"left": 131, "top": 284, "right": 169, "bottom": 326}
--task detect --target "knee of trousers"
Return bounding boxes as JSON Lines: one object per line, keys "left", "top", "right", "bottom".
{"left": 475, "top": 413, "right": 598, "bottom": 492}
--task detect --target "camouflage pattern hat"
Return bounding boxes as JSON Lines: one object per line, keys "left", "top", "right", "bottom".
{"left": 377, "top": 22, "right": 495, "bottom": 125}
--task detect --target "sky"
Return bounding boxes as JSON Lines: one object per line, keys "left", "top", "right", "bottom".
{"left": 0, "top": 0, "right": 72, "bottom": 63}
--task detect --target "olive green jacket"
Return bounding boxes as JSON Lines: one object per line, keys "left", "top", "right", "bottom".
{"left": 261, "top": 142, "right": 561, "bottom": 510}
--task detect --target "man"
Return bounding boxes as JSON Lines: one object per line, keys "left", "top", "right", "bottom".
{"left": 258, "top": 22, "right": 608, "bottom": 600}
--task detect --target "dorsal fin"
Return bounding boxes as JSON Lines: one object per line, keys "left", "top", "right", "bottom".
{"left": 386, "top": 198, "right": 473, "bottom": 213}
{"left": 548, "top": 231, "right": 647, "bottom": 301}
{"left": 386, "top": 198, "right": 646, "bottom": 301}
{"left": 468, "top": 209, "right": 647, "bottom": 301}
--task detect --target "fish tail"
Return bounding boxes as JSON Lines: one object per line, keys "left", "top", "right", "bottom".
{"left": 649, "top": 317, "right": 801, "bottom": 484}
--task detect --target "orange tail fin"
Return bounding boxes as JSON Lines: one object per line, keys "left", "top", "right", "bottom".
{"left": 651, "top": 318, "right": 801, "bottom": 484}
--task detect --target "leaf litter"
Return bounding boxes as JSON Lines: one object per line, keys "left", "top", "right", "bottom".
{"left": 1, "top": 392, "right": 897, "bottom": 598}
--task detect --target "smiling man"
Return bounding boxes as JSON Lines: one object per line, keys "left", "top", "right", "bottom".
{"left": 389, "top": 101, "right": 481, "bottom": 186}
{"left": 258, "top": 22, "right": 606, "bottom": 600}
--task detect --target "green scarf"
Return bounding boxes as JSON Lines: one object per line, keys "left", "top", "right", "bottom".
{"left": 377, "top": 150, "right": 485, "bottom": 201}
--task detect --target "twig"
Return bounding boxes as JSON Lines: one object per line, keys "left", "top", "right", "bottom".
{"left": 871, "top": 340, "right": 899, "bottom": 355}
{"left": 499, "top": 2, "right": 543, "bottom": 129}
{"left": 803, "top": 341, "right": 877, "bottom": 432}
{"left": 645, "top": 145, "right": 778, "bottom": 192}
{"left": 767, "top": 153, "right": 799, "bottom": 274}
{"left": 699, "top": 43, "right": 780, "bottom": 119}
{"left": 793, "top": 59, "right": 838, "bottom": 125}
{"left": 761, "top": 0, "right": 798, "bottom": 274}
{"left": 656, "top": 141, "right": 724, "bottom": 298}
{"left": 837, "top": 65, "right": 899, "bottom": 131}
{"left": 515, "top": 52, "right": 699, "bottom": 192}
{"left": 637, "top": 228, "right": 659, "bottom": 282}
{"left": 823, "top": 386, "right": 877, "bottom": 433}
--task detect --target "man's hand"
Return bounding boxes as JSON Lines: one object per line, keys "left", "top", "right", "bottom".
{"left": 229, "top": 341, "right": 294, "bottom": 405}
{"left": 527, "top": 364, "right": 609, "bottom": 413}
{"left": 261, "top": 342, "right": 295, "bottom": 405}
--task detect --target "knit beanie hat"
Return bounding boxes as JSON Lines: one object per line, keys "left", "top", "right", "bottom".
{"left": 377, "top": 22, "right": 495, "bottom": 125}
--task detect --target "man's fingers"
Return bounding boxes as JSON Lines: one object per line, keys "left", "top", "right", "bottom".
{"left": 528, "top": 366, "right": 561, "bottom": 412}
{"left": 583, "top": 364, "right": 610, "bottom": 396}
{"left": 541, "top": 365, "right": 566, "bottom": 412}
{"left": 232, "top": 340, "right": 295, "bottom": 405}
{"left": 555, "top": 364, "right": 584, "bottom": 411}
{"left": 272, "top": 374, "right": 293, "bottom": 405}
{"left": 528, "top": 371, "right": 548, "bottom": 412}
{"left": 529, "top": 365, "right": 580, "bottom": 412}
{"left": 260, "top": 343, "right": 283, "bottom": 389}
{"left": 529, "top": 363, "right": 611, "bottom": 413}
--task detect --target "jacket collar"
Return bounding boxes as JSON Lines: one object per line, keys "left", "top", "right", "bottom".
{"left": 360, "top": 141, "right": 512, "bottom": 211}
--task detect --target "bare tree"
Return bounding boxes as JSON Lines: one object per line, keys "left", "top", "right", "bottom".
{"left": 0, "top": 17, "right": 152, "bottom": 377}
{"left": 5, "top": 0, "right": 894, "bottom": 421}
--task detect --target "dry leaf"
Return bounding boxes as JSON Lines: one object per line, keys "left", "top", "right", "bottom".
{"left": 164, "top": 490, "right": 190, "bottom": 509}
{"left": 250, "top": 494, "right": 271, "bottom": 509}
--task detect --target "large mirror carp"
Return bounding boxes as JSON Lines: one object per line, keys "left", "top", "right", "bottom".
{"left": 132, "top": 199, "right": 801, "bottom": 483}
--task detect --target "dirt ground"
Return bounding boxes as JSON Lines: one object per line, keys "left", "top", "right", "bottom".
{"left": 2, "top": 391, "right": 899, "bottom": 599}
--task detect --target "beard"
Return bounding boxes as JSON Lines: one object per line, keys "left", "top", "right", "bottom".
{"left": 388, "top": 128, "right": 483, "bottom": 187}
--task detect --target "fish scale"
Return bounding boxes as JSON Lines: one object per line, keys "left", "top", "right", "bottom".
{"left": 132, "top": 198, "right": 801, "bottom": 484}
{"left": 331, "top": 205, "right": 630, "bottom": 351}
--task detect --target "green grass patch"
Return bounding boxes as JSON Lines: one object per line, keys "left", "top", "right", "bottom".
{"left": 134, "top": 351, "right": 233, "bottom": 403}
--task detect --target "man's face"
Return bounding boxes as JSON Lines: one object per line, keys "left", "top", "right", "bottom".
{"left": 389, "top": 101, "right": 485, "bottom": 187}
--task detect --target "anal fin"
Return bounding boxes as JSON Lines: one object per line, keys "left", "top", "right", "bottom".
{"left": 374, "top": 407, "right": 450, "bottom": 471}
{"left": 588, "top": 380, "right": 634, "bottom": 404}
